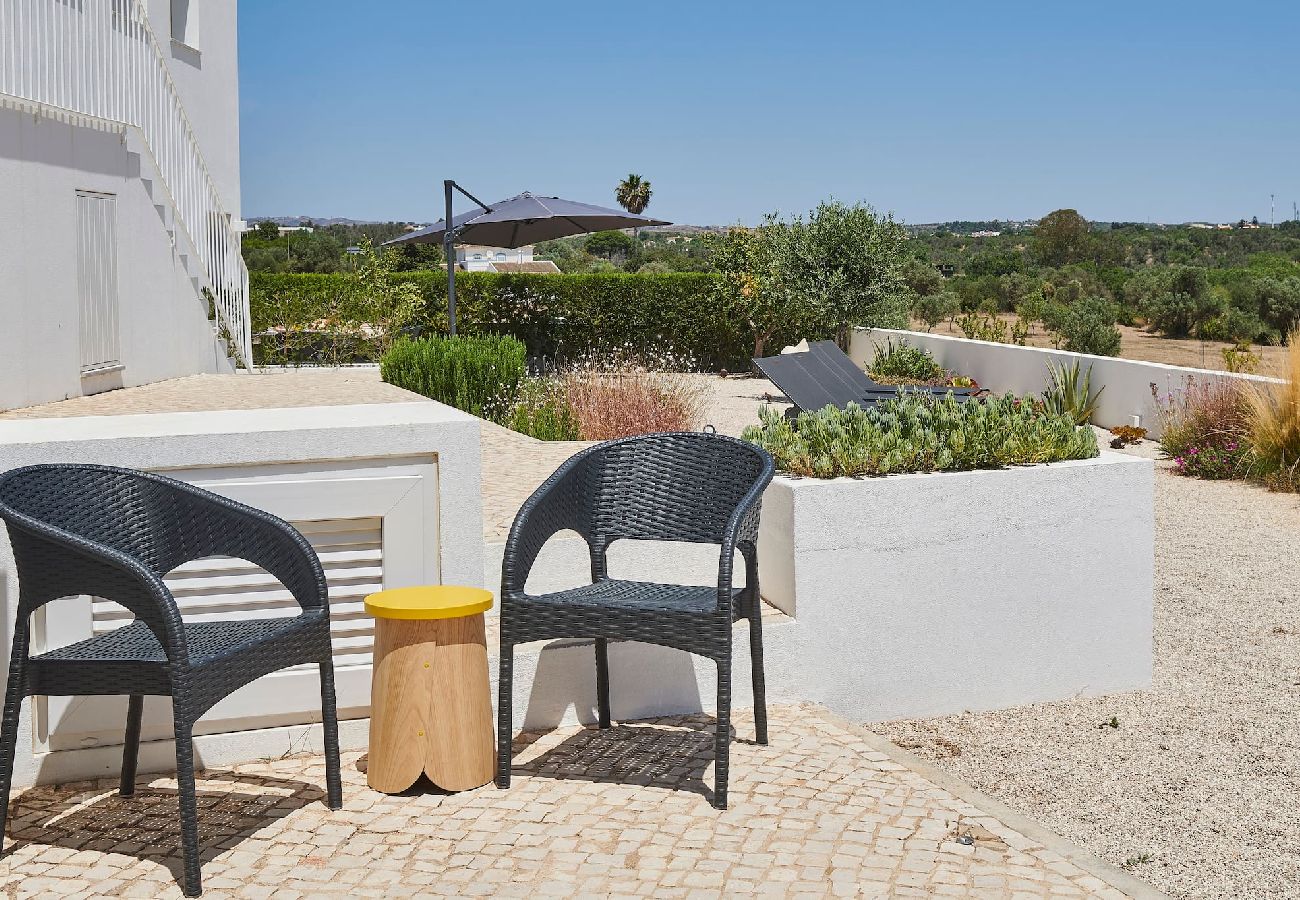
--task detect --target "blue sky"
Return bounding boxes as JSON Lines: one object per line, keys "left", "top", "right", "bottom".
{"left": 239, "top": 1, "right": 1299, "bottom": 226}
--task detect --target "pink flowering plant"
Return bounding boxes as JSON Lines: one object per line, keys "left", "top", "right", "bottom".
{"left": 1172, "top": 441, "right": 1245, "bottom": 480}
{"left": 1152, "top": 378, "right": 1250, "bottom": 481}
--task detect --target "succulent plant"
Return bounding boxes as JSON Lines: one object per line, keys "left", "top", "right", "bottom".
{"left": 742, "top": 393, "right": 1099, "bottom": 478}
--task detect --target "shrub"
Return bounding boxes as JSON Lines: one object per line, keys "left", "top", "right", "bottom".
{"left": 1173, "top": 443, "right": 1245, "bottom": 480}
{"left": 742, "top": 394, "right": 1099, "bottom": 479}
{"left": 1152, "top": 377, "right": 1251, "bottom": 480}
{"left": 955, "top": 313, "right": 1028, "bottom": 345}
{"left": 1042, "top": 361, "right": 1104, "bottom": 425}
{"left": 253, "top": 271, "right": 759, "bottom": 370}
{"left": 1222, "top": 344, "right": 1262, "bottom": 374}
{"left": 912, "top": 290, "right": 960, "bottom": 331}
{"left": 868, "top": 340, "right": 946, "bottom": 384}
{"left": 1244, "top": 334, "right": 1300, "bottom": 491}
{"left": 502, "top": 378, "right": 582, "bottom": 441}
{"left": 1046, "top": 296, "right": 1122, "bottom": 356}
{"left": 380, "top": 334, "right": 526, "bottom": 418}
{"left": 561, "top": 363, "right": 708, "bottom": 441}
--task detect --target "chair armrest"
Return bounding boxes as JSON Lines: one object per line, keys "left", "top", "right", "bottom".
{"left": 716, "top": 452, "right": 775, "bottom": 611}
{"left": 2, "top": 517, "right": 189, "bottom": 658}
{"left": 501, "top": 449, "right": 595, "bottom": 600}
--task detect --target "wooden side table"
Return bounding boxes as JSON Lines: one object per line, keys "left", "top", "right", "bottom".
{"left": 363, "top": 585, "right": 495, "bottom": 793}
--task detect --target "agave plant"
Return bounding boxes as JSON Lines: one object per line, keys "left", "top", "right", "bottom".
{"left": 1041, "top": 360, "right": 1104, "bottom": 425}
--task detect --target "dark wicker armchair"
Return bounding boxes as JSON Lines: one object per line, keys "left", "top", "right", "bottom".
{"left": 0, "top": 464, "right": 343, "bottom": 897}
{"left": 497, "top": 432, "right": 775, "bottom": 809}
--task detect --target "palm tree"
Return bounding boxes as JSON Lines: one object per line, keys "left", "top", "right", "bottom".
{"left": 615, "top": 174, "right": 652, "bottom": 241}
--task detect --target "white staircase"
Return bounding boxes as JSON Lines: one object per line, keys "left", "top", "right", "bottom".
{"left": 0, "top": 0, "right": 252, "bottom": 367}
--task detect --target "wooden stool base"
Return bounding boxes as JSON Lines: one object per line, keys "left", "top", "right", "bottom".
{"left": 367, "top": 612, "right": 494, "bottom": 793}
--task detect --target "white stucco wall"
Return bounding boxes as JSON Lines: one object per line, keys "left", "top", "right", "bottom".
{"left": 758, "top": 452, "right": 1155, "bottom": 720}
{"left": 0, "top": 402, "right": 483, "bottom": 787}
{"left": 0, "top": 1, "right": 242, "bottom": 411}
{"left": 146, "top": 0, "right": 241, "bottom": 219}
{"left": 850, "top": 327, "right": 1279, "bottom": 438}
{"left": 0, "top": 108, "right": 234, "bottom": 410}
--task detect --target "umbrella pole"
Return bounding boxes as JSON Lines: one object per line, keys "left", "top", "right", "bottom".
{"left": 444, "top": 179, "right": 457, "bottom": 336}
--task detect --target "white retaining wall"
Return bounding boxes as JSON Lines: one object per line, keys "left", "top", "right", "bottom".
{"left": 756, "top": 452, "right": 1155, "bottom": 721}
{"left": 850, "top": 327, "right": 1279, "bottom": 438}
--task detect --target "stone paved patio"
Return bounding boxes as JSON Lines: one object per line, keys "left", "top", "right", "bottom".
{"left": 0, "top": 706, "right": 1155, "bottom": 899}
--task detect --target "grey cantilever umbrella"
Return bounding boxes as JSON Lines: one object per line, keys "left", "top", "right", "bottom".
{"left": 384, "top": 182, "right": 670, "bottom": 333}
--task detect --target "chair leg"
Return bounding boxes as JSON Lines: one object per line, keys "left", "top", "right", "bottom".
{"left": 317, "top": 656, "right": 343, "bottom": 810}
{"left": 120, "top": 695, "right": 143, "bottom": 797}
{"left": 747, "top": 597, "right": 768, "bottom": 745}
{"left": 496, "top": 641, "right": 513, "bottom": 789}
{"left": 0, "top": 647, "right": 27, "bottom": 855}
{"left": 594, "top": 638, "right": 611, "bottom": 729}
{"left": 172, "top": 713, "right": 202, "bottom": 898}
{"left": 713, "top": 655, "right": 731, "bottom": 810}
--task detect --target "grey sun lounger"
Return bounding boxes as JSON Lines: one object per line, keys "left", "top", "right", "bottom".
{"left": 753, "top": 341, "right": 976, "bottom": 415}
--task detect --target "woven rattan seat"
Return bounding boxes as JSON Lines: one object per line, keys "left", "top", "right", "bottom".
{"left": 0, "top": 464, "right": 342, "bottom": 897}
{"left": 497, "top": 432, "right": 775, "bottom": 809}
{"left": 527, "top": 581, "right": 744, "bottom": 614}
{"left": 33, "top": 618, "right": 299, "bottom": 663}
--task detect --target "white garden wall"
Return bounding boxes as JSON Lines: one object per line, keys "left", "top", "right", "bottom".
{"left": 850, "top": 327, "right": 1279, "bottom": 438}
{"left": 756, "top": 452, "right": 1155, "bottom": 721}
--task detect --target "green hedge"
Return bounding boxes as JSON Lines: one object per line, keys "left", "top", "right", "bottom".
{"left": 251, "top": 271, "right": 814, "bottom": 370}
{"left": 379, "top": 335, "right": 526, "bottom": 418}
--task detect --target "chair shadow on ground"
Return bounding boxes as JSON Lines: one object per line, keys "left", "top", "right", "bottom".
{"left": 3, "top": 769, "right": 327, "bottom": 891}
{"left": 508, "top": 715, "right": 757, "bottom": 806}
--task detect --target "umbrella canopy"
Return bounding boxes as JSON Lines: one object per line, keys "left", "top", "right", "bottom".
{"left": 383, "top": 191, "right": 670, "bottom": 249}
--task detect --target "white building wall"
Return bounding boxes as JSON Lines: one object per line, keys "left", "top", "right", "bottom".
{"left": 0, "top": 108, "right": 232, "bottom": 411}
{"left": 0, "top": 0, "right": 243, "bottom": 411}
{"left": 146, "top": 0, "right": 241, "bottom": 220}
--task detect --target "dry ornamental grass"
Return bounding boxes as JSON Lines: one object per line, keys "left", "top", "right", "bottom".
{"left": 1244, "top": 332, "right": 1300, "bottom": 491}
{"left": 563, "top": 368, "right": 709, "bottom": 441}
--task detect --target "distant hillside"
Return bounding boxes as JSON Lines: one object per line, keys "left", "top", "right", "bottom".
{"left": 248, "top": 215, "right": 427, "bottom": 228}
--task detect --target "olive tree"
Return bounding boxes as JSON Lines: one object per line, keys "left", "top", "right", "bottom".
{"left": 714, "top": 200, "right": 910, "bottom": 358}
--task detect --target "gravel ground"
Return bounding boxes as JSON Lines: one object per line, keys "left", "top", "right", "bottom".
{"left": 883, "top": 438, "right": 1300, "bottom": 900}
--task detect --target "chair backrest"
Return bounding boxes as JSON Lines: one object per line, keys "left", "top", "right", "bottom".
{"left": 573, "top": 433, "right": 772, "bottom": 548}
{"left": 0, "top": 464, "right": 196, "bottom": 576}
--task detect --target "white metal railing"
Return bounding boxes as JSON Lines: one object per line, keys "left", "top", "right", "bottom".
{"left": 0, "top": 0, "right": 251, "bottom": 366}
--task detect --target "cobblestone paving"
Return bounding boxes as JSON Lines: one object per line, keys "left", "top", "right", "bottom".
{"left": 0, "top": 707, "right": 1150, "bottom": 899}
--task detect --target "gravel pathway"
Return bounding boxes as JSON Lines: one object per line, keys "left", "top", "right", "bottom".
{"left": 883, "top": 443, "right": 1300, "bottom": 899}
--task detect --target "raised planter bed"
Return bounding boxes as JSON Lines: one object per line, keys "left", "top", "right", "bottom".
{"left": 756, "top": 451, "right": 1154, "bottom": 721}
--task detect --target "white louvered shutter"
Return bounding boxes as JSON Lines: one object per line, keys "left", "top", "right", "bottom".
{"left": 90, "top": 517, "right": 384, "bottom": 671}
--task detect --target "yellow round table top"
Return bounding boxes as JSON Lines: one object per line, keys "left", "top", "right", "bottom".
{"left": 364, "top": 585, "right": 494, "bottom": 621}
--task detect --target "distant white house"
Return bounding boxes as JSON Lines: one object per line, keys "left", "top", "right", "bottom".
{"left": 0, "top": 0, "right": 248, "bottom": 411}
{"left": 457, "top": 244, "right": 534, "bottom": 270}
